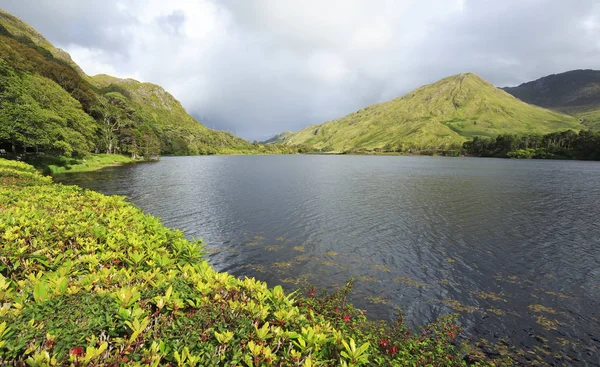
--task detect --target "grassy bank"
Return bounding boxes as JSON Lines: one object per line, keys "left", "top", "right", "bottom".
{"left": 0, "top": 158, "right": 499, "bottom": 366}
{"left": 21, "top": 154, "right": 137, "bottom": 175}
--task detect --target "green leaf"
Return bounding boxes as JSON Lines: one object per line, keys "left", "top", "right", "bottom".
{"left": 33, "top": 281, "right": 49, "bottom": 303}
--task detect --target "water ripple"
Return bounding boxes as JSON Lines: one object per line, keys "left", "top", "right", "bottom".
{"left": 57, "top": 155, "right": 600, "bottom": 366}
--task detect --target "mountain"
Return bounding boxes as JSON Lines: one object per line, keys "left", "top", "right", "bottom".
{"left": 261, "top": 131, "right": 294, "bottom": 144}
{"left": 89, "top": 74, "right": 252, "bottom": 155}
{"left": 276, "top": 73, "right": 582, "bottom": 153}
{"left": 0, "top": 8, "right": 252, "bottom": 157}
{"left": 503, "top": 70, "right": 600, "bottom": 130}
{"left": 0, "top": 9, "right": 84, "bottom": 76}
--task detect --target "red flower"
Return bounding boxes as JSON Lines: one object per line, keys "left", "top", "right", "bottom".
{"left": 390, "top": 346, "right": 398, "bottom": 355}
{"left": 308, "top": 289, "right": 316, "bottom": 297}
{"left": 379, "top": 338, "right": 388, "bottom": 347}
{"left": 343, "top": 315, "right": 351, "bottom": 323}
{"left": 69, "top": 347, "right": 83, "bottom": 356}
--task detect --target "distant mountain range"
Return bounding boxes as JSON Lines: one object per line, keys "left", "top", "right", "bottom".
{"left": 503, "top": 69, "right": 600, "bottom": 130}
{"left": 0, "top": 9, "right": 252, "bottom": 157}
{"left": 268, "top": 73, "right": 583, "bottom": 153}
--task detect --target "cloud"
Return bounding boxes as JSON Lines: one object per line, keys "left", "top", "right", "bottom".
{"left": 1, "top": 0, "right": 599, "bottom": 140}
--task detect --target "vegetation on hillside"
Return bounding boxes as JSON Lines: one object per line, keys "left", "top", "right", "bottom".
{"left": 503, "top": 69, "right": 600, "bottom": 131}
{"left": 568, "top": 108, "right": 600, "bottom": 131}
{"left": 0, "top": 158, "right": 499, "bottom": 366}
{"left": 463, "top": 130, "right": 600, "bottom": 160}
{"left": 261, "top": 131, "right": 295, "bottom": 145}
{"left": 275, "top": 73, "right": 582, "bottom": 153}
{"left": 0, "top": 9, "right": 256, "bottom": 158}
{"left": 89, "top": 75, "right": 254, "bottom": 156}
{"left": 0, "top": 59, "right": 96, "bottom": 157}
{"left": 0, "top": 9, "right": 85, "bottom": 76}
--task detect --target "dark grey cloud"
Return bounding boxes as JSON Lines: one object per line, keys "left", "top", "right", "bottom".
{"left": 1, "top": 0, "right": 599, "bottom": 141}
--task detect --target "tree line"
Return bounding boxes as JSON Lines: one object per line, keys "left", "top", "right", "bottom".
{"left": 463, "top": 130, "right": 600, "bottom": 160}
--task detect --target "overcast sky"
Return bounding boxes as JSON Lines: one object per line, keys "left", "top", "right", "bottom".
{"left": 1, "top": 0, "right": 599, "bottom": 140}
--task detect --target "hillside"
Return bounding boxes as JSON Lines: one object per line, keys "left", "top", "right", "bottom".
{"left": 90, "top": 74, "right": 252, "bottom": 155}
{"left": 0, "top": 9, "right": 85, "bottom": 76}
{"left": 277, "top": 73, "right": 582, "bottom": 153}
{"left": 261, "top": 131, "right": 294, "bottom": 144}
{"left": 0, "top": 8, "right": 252, "bottom": 157}
{"left": 503, "top": 69, "right": 600, "bottom": 130}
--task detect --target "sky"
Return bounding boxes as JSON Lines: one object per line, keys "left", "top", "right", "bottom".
{"left": 1, "top": 0, "right": 599, "bottom": 141}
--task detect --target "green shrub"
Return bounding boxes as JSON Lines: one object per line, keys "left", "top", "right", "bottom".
{"left": 507, "top": 149, "right": 536, "bottom": 159}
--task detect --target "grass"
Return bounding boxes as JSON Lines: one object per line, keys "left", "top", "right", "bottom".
{"left": 558, "top": 106, "right": 600, "bottom": 131}
{"left": 24, "top": 154, "right": 136, "bottom": 175}
{"left": 280, "top": 73, "right": 582, "bottom": 153}
{"left": 0, "top": 158, "right": 500, "bottom": 366}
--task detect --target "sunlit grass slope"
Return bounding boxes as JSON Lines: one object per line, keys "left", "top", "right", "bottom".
{"left": 0, "top": 158, "right": 498, "bottom": 366}
{"left": 282, "top": 73, "right": 582, "bottom": 153}
{"left": 571, "top": 108, "right": 600, "bottom": 130}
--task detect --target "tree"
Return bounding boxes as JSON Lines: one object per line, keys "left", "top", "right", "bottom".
{"left": 0, "top": 60, "right": 95, "bottom": 156}
{"left": 91, "top": 92, "right": 136, "bottom": 154}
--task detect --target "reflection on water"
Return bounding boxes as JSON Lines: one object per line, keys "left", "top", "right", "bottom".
{"left": 57, "top": 155, "right": 600, "bottom": 365}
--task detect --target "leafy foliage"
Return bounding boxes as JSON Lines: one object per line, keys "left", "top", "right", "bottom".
{"left": 276, "top": 73, "right": 582, "bottom": 153}
{"left": 0, "top": 158, "right": 498, "bottom": 366}
{"left": 0, "top": 59, "right": 96, "bottom": 156}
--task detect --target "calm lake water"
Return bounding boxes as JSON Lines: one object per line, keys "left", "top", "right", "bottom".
{"left": 57, "top": 155, "right": 600, "bottom": 365}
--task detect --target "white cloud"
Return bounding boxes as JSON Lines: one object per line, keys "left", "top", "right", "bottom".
{"left": 62, "top": 44, "right": 137, "bottom": 79}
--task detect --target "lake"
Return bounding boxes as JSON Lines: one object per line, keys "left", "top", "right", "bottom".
{"left": 57, "top": 155, "right": 600, "bottom": 365}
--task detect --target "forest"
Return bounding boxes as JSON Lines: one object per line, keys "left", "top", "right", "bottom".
{"left": 463, "top": 130, "right": 600, "bottom": 160}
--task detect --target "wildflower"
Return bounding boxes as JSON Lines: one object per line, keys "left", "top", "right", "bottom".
{"left": 343, "top": 315, "right": 351, "bottom": 323}
{"left": 69, "top": 347, "right": 83, "bottom": 356}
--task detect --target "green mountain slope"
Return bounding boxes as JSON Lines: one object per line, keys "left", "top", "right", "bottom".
{"left": 260, "top": 131, "right": 294, "bottom": 144}
{"left": 90, "top": 74, "right": 252, "bottom": 155}
{"left": 278, "top": 73, "right": 582, "bottom": 153}
{"left": 503, "top": 69, "right": 600, "bottom": 130}
{"left": 0, "top": 9, "right": 84, "bottom": 75}
{"left": 0, "top": 8, "right": 252, "bottom": 157}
